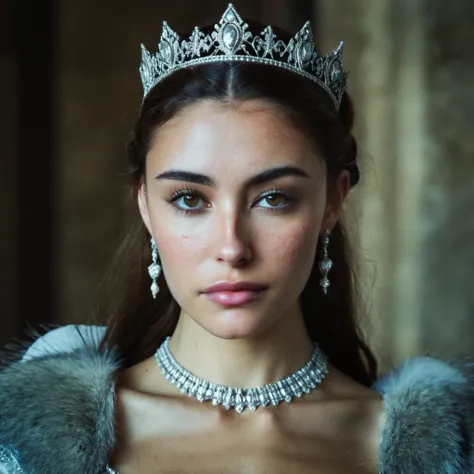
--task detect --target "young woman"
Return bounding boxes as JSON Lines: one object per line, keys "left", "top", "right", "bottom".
{"left": 1, "top": 5, "right": 473, "bottom": 473}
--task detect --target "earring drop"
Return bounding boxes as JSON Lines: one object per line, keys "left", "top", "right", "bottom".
{"left": 319, "top": 229, "right": 332, "bottom": 295}
{"left": 148, "top": 237, "right": 162, "bottom": 299}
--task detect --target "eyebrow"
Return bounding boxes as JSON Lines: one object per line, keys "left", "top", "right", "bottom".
{"left": 154, "top": 165, "right": 311, "bottom": 188}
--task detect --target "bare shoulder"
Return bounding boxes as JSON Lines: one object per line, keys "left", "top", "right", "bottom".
{"left": 315, "top": 362, "right": 385, "bottom": 440}
{"left": 301, "top": 363, "right": 385, "bottom": 463}
{"left": 319, "top": 363, "right": 381, "bottom": 399}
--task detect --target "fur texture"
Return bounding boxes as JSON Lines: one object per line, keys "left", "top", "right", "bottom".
{"left": 0, "top": 327, "right": 119, "bottom": 474}
{"left": 375, "top": 357, "right": 474, "bottom": 473}
{"left": 0, "top": 326, "right": 473, "bottom": 473}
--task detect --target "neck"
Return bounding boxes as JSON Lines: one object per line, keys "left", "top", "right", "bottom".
{"left": 167, "top": 301, "right": 315, "bottom": 388}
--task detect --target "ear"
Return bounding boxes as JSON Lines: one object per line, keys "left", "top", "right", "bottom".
{"left": 321, "top": 170, "right": 351, "bottom": 233}
{"left": 137, "top": 180, "right": 153, "bottom": 235}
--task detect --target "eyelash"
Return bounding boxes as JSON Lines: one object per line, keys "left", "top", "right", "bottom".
{"left": 165, "top": 187, "right": 297, "bottom": 215}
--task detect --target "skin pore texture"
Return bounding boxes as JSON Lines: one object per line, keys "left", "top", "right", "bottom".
{"left": 112, "top": 99, "right": 385, "bottom": 473}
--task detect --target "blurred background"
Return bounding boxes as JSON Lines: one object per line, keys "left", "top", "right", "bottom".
{"left": 1, "top": 0, "right": 473, "bottom": 370}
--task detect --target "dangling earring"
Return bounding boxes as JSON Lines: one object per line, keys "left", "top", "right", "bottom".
{"left": 319, "top": 229, "right": 333, "bottom": 295}
{"left": 148, "top": 237, "right": 162, "bottom": 299}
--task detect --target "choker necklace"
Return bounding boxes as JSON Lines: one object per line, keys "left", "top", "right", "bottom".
{"left": 154, "top": 337, "right": 329, "bottom": 413}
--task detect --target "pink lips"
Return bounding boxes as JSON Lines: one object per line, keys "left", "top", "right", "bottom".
{"left": 203, "top": 281, "right": 268, "bottom": 306}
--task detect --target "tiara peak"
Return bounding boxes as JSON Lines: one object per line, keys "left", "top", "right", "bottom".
{"left": 139, "top": 3, "right": 347, "bottom": 110}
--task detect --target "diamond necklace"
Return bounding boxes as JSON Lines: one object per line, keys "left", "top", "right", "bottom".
{"left": 154, "top": 336, "right": 329, "bottom": 413}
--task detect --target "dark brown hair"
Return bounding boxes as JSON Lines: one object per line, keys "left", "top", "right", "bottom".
{"left": 98, "top": 22, "right": 378, "bottom": 387}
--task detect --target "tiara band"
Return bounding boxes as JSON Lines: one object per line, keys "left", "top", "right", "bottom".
{"left": 139, "top": 4, "right": 347, "bottom": 110}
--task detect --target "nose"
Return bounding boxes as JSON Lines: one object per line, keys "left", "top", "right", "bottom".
{"left": 213, "top": 209, "right": 253, "bottom": 267}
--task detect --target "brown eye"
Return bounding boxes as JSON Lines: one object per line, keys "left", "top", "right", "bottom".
{"left": 166, "top": 188, "right": 208, "bottom": 213}
{"left": 264, "top": 194, "right": 282, "bottom": 207}
{"left": 183, "top": 194, "right": 200, "bottom": 208}
{"left": 256, "top": 190, "right": 296, "bottom": 211}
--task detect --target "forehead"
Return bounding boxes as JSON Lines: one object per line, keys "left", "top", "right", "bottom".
{"left": 147, "top": 99, "right": 320, "bottom": 176}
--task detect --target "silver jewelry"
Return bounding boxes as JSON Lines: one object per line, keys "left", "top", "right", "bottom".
{"left": 155, "top": 337, "right": 329, "bottom": 413}
{"left": 319, "top": 229, "right": 333, "bottom": 294}
{"left": 148, "top": 237, "right": 162, "bottom": 298}
{"left": 139, "top": 3, "right": 347, "bottom": 109}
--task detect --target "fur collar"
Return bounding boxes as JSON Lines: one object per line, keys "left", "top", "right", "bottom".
{"left": 0, "top": 326, "right": 473, "bottom": 473}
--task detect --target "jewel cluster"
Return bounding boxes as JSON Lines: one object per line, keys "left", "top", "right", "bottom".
{"left": 0, "top": 446, "right": 23, "bottom": 473}
{"left": 139, "top": 3, "right": 347, "bottom": 109}
{"left": 155, "top": 336, "right": 329, "bottom": 413}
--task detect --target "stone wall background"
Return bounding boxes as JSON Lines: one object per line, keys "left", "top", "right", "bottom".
{"left": 2, "top": 0, "right": 473, "bottom": 370}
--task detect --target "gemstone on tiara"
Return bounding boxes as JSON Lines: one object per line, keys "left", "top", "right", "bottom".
{"left": 139, "top": 3, "right": 347, "bottom": 109}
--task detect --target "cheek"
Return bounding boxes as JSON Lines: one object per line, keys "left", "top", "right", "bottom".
{"left": 260, "top": 223, "right": 319, "bottom": 270}
{"left": 151, "top": 227, "right": 206, "bottom": 269}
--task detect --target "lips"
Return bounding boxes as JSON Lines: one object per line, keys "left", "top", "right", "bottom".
{"left": 203, "top": 281, "right": 268, "bottom": 293}
{"left": 202, "top": 281, "right": 268, "bottom": 307}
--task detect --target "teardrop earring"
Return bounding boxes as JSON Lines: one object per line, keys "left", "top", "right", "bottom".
{"left": 318, "top": 229, "right": 333, "bottom": 295}
{"left": 148, "top": 237, "right": 162, "bottom": 299}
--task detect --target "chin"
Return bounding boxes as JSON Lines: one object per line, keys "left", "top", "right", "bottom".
{"left": 200, "top": 311, "right": 274, "bottom": 340}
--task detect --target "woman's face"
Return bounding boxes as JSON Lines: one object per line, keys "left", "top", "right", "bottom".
{"left": 139, "top": 99, "right": 348, "bottom": 339}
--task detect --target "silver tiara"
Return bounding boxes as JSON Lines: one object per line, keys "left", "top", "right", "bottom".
{"left": 139, "top": 4, "right": 347, "bottom": 109}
